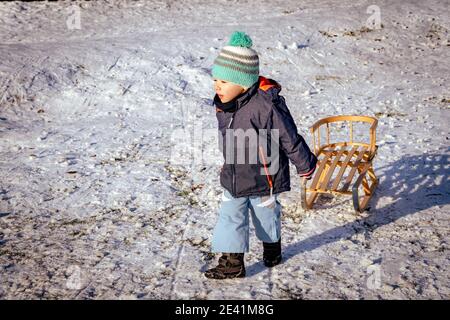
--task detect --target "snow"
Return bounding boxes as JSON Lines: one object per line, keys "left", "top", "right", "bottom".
{"left": 0, "top": 0, "right": 449, "bottom": 299}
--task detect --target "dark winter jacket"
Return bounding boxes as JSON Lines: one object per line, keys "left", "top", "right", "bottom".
{"left": 214, "top": 76, "right": 317, "bottom": 198}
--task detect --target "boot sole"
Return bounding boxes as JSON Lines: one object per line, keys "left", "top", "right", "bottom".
{"left": 263, "top": 255, "right": 282, "bottom": 268}
{"left": 204, "top": 269, "right": 246, "bottom": 280}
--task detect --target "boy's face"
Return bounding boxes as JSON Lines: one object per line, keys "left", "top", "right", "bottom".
{"left": 214, "top": 78, "right": 247, "bottom": 103}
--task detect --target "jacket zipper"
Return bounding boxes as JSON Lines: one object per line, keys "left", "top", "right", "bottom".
{"left": 259, "top": 146, "right": 273, "bottom": 198}
{"left": 228, "top": 111, "right": 236, "bottom": 196}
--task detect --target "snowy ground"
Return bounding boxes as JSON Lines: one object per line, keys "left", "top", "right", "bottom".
{"left": 0, "top": 0, "right": 448, "bottom": 299}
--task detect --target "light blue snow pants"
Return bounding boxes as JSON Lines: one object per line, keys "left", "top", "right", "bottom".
{"left": 211, "top": 188, "right": 282, "bottom": 253}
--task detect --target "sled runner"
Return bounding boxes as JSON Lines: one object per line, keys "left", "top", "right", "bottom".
{"left": 300, "top": 115, "right": 379, "bottom": 212}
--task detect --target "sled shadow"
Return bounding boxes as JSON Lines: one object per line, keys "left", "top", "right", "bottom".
{"left": 246, "top": 150, "right": 450, "bottom": 277}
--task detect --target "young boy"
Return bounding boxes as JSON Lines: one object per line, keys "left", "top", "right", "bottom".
{"left": 204, "top": 31, "right": 317, "bottom": 279}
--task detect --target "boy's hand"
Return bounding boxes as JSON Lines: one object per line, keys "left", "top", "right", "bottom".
{"left": 299, "top": 166, "right": 316, "bottom": 181}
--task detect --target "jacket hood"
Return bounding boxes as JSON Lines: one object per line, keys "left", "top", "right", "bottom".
{"left": 258, "top": 76, "right": 282, "bottom": 93}
{"left": 233, "top": 76, "right": 282, "bottom": 110}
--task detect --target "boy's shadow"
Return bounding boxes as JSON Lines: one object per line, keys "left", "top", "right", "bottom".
{"left": 247, "top": 150, "right": 450, "bottom": 276}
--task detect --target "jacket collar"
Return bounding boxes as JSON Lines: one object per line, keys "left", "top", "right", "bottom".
{"left": 235, "top": 80, "right": 259, "bottom": 109}
{"left": 214, "top": 89, "right": 246, "bottom": 113}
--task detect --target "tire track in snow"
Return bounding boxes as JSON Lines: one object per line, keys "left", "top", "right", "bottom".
{"left": 166, "top": 68, "right": 206, "bottom": 298}
{"left": 168, "top": 182, "right": 208, "bottom": 299}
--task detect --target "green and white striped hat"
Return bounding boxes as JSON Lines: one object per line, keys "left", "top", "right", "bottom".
{"left": 212, "top": 31, "right": 259, "bottom": 88}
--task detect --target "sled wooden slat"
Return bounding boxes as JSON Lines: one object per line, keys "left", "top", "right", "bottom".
{"left": 326, "top": 123, "right": 330, "bottom": 145}
{"left": 319, "top": 147, "right": 346, "bottom": 191}
{"left": 350, "top": 121, "right": 353, "bottom": 144}
{"left": 341, "top": 146, "right": 368, "bottom": 192}
{"left": 301, "top": 115, "right": 379, "bottom": 213}
{"left": 309, "top": 150, "right": 333, "bottom": 191}
{"left": 331, "top": 145, "right": 357, "bottom": 191}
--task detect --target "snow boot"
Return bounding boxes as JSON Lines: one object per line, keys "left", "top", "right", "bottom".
{"left": 204, "top": 253, "right": 245, "bottom": 279}
{"left": 263, "top": 238, "right": 282, "bottom": 267}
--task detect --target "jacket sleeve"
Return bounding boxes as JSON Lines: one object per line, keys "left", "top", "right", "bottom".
{"left": 269, "top": 96, "right": 317, "bottom": 175}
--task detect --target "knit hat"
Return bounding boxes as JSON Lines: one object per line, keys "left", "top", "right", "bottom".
{"left": 212, "top": 31, "right": 259, "bottom": 88}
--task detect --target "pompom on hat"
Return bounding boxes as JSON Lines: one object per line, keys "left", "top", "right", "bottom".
{"left": 212, "top": 31, "right": 260, "bottom": 88}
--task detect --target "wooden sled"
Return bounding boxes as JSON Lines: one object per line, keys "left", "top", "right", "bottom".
{"left": 300, "top": 115, "right": 379, "bottom": 212}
